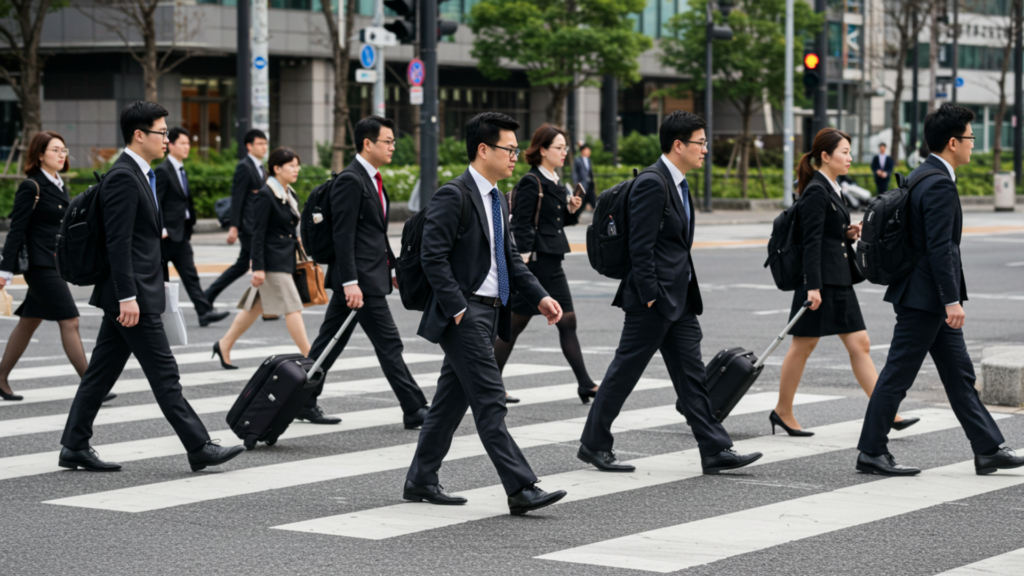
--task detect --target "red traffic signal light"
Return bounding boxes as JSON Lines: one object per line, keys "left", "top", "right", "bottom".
{"left": 804, "top": 53, "right": 820, "bottom": 70}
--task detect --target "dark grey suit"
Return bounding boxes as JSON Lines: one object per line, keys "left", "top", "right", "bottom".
{"left": 573, "top": 155, "right": 596, "bottom": 207}
{"left": 155, "top": 159, "right": 213, "bottom": 316}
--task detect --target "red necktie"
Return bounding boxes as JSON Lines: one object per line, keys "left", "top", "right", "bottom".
{"left": 374, "top": 172, "right": 386, "bottom": 218}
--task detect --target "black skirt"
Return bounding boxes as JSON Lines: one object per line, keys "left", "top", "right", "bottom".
{"left": 511, "top": 251, "right": 574, "bottom": 316}
{"left": 16, "top": 266, "right": 79, "bottom": 321}
{"left": 789, "top": 283, "right": 865, "bottom": 338}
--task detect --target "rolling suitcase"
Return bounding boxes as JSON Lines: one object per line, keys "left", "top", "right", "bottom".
{"left": 699, "top": 301, "right": 812, "bottom": 422}
{"left": 226, "top": 313, "right": 356, "bottom": 450}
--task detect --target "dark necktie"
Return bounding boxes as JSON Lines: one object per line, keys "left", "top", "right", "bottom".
{"left": 147, "top": 169, "right": 159, "bottom": 211}
{"left": 374, "top": 172, "right": 386, "bottom": 218}
{"left": 490, "top": 189, "right": 509, "bottom": 306}
{"left": 179, "top": 166, "right": 190, "bottom": 197}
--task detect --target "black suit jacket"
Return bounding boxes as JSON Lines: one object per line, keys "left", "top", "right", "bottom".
{"left": 327, "top": 160, "right": 395, "bottom": 294}
{"left": 573, "top": 156, "right": 594, "bottom": 193}
{"left": 797, "top": 171, "right": 858, "bottom": 290}
{"left": 154, "top": 159, "right": 197, "bottom": 243}
{"left": 1, "top": 173, "right": 70, "bottom": 271}
{"left": 229, "top": 158, "right": 265, "bottom": 236}
{"left": 884, "top": 155, "right": 967, "bottom": 315}
{"left": 250, "top": 184, "right": 300, "bottom": 273}
{"left": 871, "top": 154, "right": 895, "bottom": 191}
{"left": 613, "top": 159, "right": 702, "bottom": 321}
{"left": 509, "top": 167, "right": 579, "bottom": 256}
{"left": 418, "top": 169, "right": 548, "bottom": 344}
{"left": 89, "top": 153, "right": 166, "bottom": 314}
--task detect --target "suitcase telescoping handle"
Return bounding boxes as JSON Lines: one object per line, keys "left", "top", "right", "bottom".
{"left": 306, "top": 312, "right": 358, "bottom": 377}
{"left": 752, "top": 301, "right": 813, "bottom": 369}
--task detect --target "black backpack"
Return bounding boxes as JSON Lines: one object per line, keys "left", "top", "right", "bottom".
{"left": 300, "top": 172, "right": 341, "bottom": 264}
{"left": 395, "top": 178, "right": 475, "bottom": 312}
{"left": 855, "top": 167, "right": 947, "bottom": 286}
{"left": 55, "top": 169, "right": 123, "bottom": 286}
{"left": 585, "top": 167, "right": 670, "bottom": 279}
{"left": 763, "top": 193, "right": 803, "bottom": 291}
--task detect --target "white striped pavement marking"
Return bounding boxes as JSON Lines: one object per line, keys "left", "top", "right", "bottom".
{"left": 537, "top": 442, "right": 1022, "bottom": 573}
{"left": 270, "top": 407, "right": 966, "bottom": 539}
{"left": 932, "top": 547, "right": 1024, "bottom": 575}
{"left": 41, "top": 391, "right": 838, "bottom": 513}
{"left": 0, "top": 364, "right": 571, "bottom": 481}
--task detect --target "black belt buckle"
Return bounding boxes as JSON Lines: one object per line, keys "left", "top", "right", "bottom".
{"left": 469, "top": 294, "right": 501, "bottom": 308}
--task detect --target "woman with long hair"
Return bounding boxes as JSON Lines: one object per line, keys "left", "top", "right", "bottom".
{"left": 772, "top": 128, "right": 917, "bottom": 435}
{"left": 493, "top": 123, "right": 597, "bottom": 403}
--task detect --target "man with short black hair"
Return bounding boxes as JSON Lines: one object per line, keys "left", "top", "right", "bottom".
{"left": 577, "top": 110, "right": 762, "bottom": 475}
{"left": 155, "top": 127, "right": 229, "bottom": 327}
{"left": 299, "top": 116, "right": 429, "bottom": 427}
{"left": 59, "top": 102, "right": 245, "bottom": 473}
{"left": 205, "top": 129, "right": 269, "bottom": 305}
{"left": 404, "top": 112, "right": 567, "bottom": 515}
{"left": 573, "top": 143, "right": 596, "bottom": 209}
{"left": 870, "top": 142, "right": 894, "bottom": 195}
{"left": 856, "top": 104, "right": 1023, "bottom": 476}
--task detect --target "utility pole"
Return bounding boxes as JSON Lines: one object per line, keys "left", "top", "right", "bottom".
{"left": 601, "top": 75, "right": 618, "bottom": 164}
{"left": 420, "top": 0, "right": 439, "bottom": 203}
{"left": 952, "top": 0, "right": 959, "bottom": 104}
{"left": 783, "top": 0, "right": 794, "bottom": 207}
{"left": 1014, "top": 0, "right": 1022, "bottom": 185}
{"left": 910, "top": 8, "right": 920, "bottom": 155}
{"left": 704, "top": 1, "right": 734, "bottom": 212}
{"left": 236, "top": 0, "right": 251, "bottom": 159}
{"left": 857, "top": 0, "right": 867, "bottom": 164}
{"left": 374, "top": 0, "right": 385, "bottom": 117}
{"left": 812, "top": 0, "right": 828, "bottom": 138}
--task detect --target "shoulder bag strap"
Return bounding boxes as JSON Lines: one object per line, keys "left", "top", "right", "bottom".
{"left": 530, "top": 173, "right": 543, "bottom": 230}
{"left": 29, "top": 179, "right": 40, "bottom": 211}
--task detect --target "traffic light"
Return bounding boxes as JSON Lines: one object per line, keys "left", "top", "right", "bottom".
{"left": 384, "top": 0, "right": 416, "bottom": 44}
{"left": 803, "top": 51, "right": 821, "bottom": 97}
{"left": 437, "top": 18, "right": 458, "bottom": 40}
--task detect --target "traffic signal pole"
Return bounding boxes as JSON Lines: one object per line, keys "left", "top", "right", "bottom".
{"left": 812, "top": 0, "right": 828, "bottom": 138}
{"left": 420, "top": 0, "right": 439, "bottom": 204}
{"left": 783, "top": 0, "right": 794, "bottom": 207}
{"left": 374, "top": 0, "right": 385, "bottom": 117}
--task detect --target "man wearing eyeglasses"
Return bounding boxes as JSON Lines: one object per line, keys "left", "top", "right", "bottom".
{"left": 299, "top": 116, "right": 429, "bottom": 428}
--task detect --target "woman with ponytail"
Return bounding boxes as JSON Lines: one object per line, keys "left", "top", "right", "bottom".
{"left": 772, "top": 128, "right": 918, "bottom": 436}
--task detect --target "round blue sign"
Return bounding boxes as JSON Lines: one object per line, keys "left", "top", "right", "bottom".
{"left": 253, "top": 56, "right": 267, "bottom": 70}
{"left": 407, "top": 59, "right": 425, "bottom": 87}
{"left": 360, "top": 45, "right": 376, "bottom": 69}
{"left": 955, "top": 77, "right": 965, "bottom": 88}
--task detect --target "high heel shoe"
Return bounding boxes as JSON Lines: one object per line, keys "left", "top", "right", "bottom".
{"left": 769, "top": 411, "right": 814, "bottom": 437}
{"left": 0, "top": 389, "right": 23, "bottom": 401}
{"left": 891, "top": 416, "right": 921, "bottom": 431}
{"left": 212, "top": 342, "right": 238, "bottom": 370}
{"left": 577, "top": 386, "right": 598, "bottom": 404}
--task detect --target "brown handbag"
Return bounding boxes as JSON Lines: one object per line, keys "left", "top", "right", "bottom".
{"left": 293, "top": 248, "right": 328, "bottom": 307}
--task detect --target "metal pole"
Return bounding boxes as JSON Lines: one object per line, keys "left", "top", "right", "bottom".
{"left": 420, "top": 0, "right": 439, "bottom": 202}
{"left": 813, "top": 0, "right": 828, "bottom": 138}
{"left": 1014, "top": 0, "right": 1022, "bottom": 185}
{"left": 373, "top": 0, "right": 385, "bottom": 117}
{"left": 911, "top": 8, "right": 919, "bottom": 155}
{"left": 858, "top": 0, "right": 867, "bottom": 163}
{"left": 783, "top": 0, "right": 794, "bottom": 208}
{"left": 236, "top": 0, "right": 251, "bottom": 159}
{"left": 952, "top": 0, "right": 959, "bottom": 104}
{"left": 601, "top": 75, "right": 618, "bottom": 164}
{"left": 704, "top": 1, "right": 713, "bottom": 212}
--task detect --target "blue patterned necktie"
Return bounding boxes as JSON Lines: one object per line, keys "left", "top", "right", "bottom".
{"left": 491, "top": 189, "right": 510, "bottom": 306}
{"left": 147, "top": 169, "right": 159, "bottom": 211}
{"left": 680, "top": 178, "right": 691, "bottom": 224}
{"left": 180, "top": 167, "right": 190, "bottom": 197}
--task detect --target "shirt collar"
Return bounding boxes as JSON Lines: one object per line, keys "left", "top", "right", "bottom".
{"left": 660, "top": 155, "right": 685, "bottom": 188}
{"left": 167, "top": 154, "right": 184, "bottom": 172}
{"left": 468, "top": 165, "right": 498, "bottom": 197}
{"left": 123, "top": 147, "right": 152, "bottom": 176}
{"left": 929, "top": 153, "right": 957, "bottom": 182}
{"left": 538, "top": 165, "right": 559, "bottom": 183}
{"left": 40, "top": 169, "right": 63, "bottom": 189}
{"left": 822, "top": 172, "right": 843, "bottom": 196}
{"left": 355, "top": 153, "right": 379, "bottom": 180}
{"left": 248, "top": 153, "right": 264, "bottom": 173}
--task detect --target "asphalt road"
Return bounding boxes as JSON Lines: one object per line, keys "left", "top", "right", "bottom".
{"left": 1, "top": 211, "right": 1023, "bottom": 575}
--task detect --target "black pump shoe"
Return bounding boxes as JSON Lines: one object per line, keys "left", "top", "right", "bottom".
{"left": 891, "top": 417, "right": 921, "bottom": 431}
{"left": 212, "top": 341, "right": 238, "bottom": 370}
{"left": 578, "top": 385, "right": 598, "bottom": 404}
{"left": 0, "top": 389, "right": 23, "bottom": 401}
{"left": 505, "top": 393, "right": 520, "bottom": 403}
{"left": 769, "top": 411, "right": 815, "bottom": 437}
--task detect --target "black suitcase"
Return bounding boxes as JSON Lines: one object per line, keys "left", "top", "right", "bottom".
{"left": 226, "top": 313, "right": 356, "bottom": 449}
{"left": 699, "top": 301, "right": 812, "bottom": 422}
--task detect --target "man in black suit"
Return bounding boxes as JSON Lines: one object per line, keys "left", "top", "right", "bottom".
{"left": 299, "top": 116, "right": 429, "bottom": 427}
{"left": 573, "top": 143, "right": 596, "bottom": 209}
{"left": 404, "top": 112, "right": 567, "bottom": 515}
{"left": 856, "top": 104, "right": 1023, "bottom": 476}
{"left": 870, "top": 142, "right": 894, "bottom": 195}
{"left": 577, "top": 111, "right": 762, "bottom": 475}
{"left": 155, "top": 127, "right": 229, "bottom": 327}
{"left": 58, "top": 101, "right": 244, "bottom": 472}
{"left": 204, "top": 129, "right": 268, "bottom": 305}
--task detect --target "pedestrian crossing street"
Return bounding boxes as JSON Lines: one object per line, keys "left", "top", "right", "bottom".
{"left": 2, "top": 343, "right": 1023, "bottom": 574}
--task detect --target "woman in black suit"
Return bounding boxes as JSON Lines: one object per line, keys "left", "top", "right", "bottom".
{"left": 0, "top": 132, "right": 90, "bottom": 401}
{"left": 773, "top": 128, "right": 917, "bottom": 435}
{"left": 214, "top": 148, "right": 310, "bottom": 368}
{"left": 493, "top": 123, "right": 598, "bottom": 403}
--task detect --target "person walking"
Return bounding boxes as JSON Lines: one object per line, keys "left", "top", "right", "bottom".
{"left": 870, "top": 142, "right": 894, "bottom": 195}
{"left": 573, "top": 143, "right": 596, "bottom": 210}
{"left": 0, "top": 131, "right": 114, "bottom": 403}
{"left": 404, "top": 112, "right": 568, "bottom": 515}
{"left": 576, "top": 111, "right": 762, "bottom": 475}
{"left": 856, "top": 104, "right": 1024, "bottom": 476}
{"left": 494, "top": 123, "right": 597, "bottom": 404}
{"left": 772, "top": 128, "right": 917, "bottom": 437}
{"left": 59, "top": 101, "right": 244, "bottom": 472}
{"left": 155, "top": 127, "right": 229, "bottom": 327}
{"left": 299, "top": 116, "right": 429, "bottom": 427}
{"left": 213, "top": 147, "right": 310, "bottom": 368}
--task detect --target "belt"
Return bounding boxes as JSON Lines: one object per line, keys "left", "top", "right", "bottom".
{"left": 468, "top": 293, "right": 502, "bottom": 308}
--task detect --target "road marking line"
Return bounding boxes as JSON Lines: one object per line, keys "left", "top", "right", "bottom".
{"left": 752, "top": 309, "right": 790, "bottom": 315}
{"left": 931, "top": 547, "right": 1024, "bottom": 575}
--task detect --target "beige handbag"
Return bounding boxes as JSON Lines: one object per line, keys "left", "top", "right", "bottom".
{"left": 0, "top": 287, "right": 13, "bottom": 317}
{"left": 293, "top": 248, "right": 328, "bottom": 307}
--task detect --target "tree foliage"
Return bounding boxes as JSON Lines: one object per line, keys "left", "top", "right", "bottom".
{"left": 0, "top": 0, "right": 68, "bottom": 142}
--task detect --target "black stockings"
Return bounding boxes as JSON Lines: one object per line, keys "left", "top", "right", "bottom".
{"left": 493, "top": 311, "right": 598, "bottom": 390}
{"left": 0, "top": 317, "right": 88, "bottom": 394}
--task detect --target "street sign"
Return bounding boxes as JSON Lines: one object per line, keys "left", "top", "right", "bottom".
{"left": 407, "top": 58, "right": 425, "bottom": 87}
{"left": 955, "top": 77, "right": 965, "bottom": 88}
{"left": 359, "top": 44, "right": 376, "bottom": 69}
{"left": 937, "top": 92, "right": 949, "bottom": 98}
{"left": 410, "top": 86, "right": 423, "bottom": 105}
{"left": 356, "top": 69, "right": 378, "bottom": 83}
{"left": 253, "top": 56, "right": 267, "bottom": 70}
{"left": 361, "top": 26, "right": 398, "bottom": 47}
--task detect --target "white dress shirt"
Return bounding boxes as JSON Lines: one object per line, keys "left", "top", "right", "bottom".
{"left": 659, "top": 155, "right": 689, "bottom": 212}
{"left": 248, "top": 153, "right": 265, "bottom": 180}
{"left": 342, "top": 154, "right": 394, "bottom": 288}
{"left": 453, "top": 165, "right": 502, "bottom": 318}
{"left": 167, "top": 155, "right": 190, "bottom": 220}
{"left": 538, "top": 165, "right": 559, "bottom": 184}
{"left": 118, "top": 147, "right": 157, "bottom": 303}
{"left": 823, "top": 173, "right": 844, "bottom": 198}
{"left": 927, "top": 154, "right": 961, "bottom": 306}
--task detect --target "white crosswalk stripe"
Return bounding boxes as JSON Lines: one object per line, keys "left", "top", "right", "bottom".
{"left": 932, "top": 547, "right": 1024, "bottom": 575}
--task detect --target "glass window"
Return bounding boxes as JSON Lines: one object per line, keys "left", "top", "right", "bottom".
{"left": 828, "top": 22, "right": 842, "bottom": 58}
{"left": 660, "top": 0, "right": 678, "bottom": 37}
{"left": 641, "top": 0, "right": 658, "bottom": 38}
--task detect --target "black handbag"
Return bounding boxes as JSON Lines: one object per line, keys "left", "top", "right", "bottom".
{"left": 10, "top": 179, "right": 41, "bottom": 275}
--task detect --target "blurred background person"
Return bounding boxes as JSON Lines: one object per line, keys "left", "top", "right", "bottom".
{"left": 573, "top": 143, "right": 596, "bottom": 210}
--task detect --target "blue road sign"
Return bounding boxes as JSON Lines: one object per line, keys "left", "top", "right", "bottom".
{"left": 360, "top": 45, "right": 376, "bottom": 70}
{"left": 955, "top": 77, "right": 965, "bottom": 88}
{"left": 253, "top": 56, "right": 267, "bottom": 70}
{"left": 407, "top": 59, "right": 425, "bottom": 87}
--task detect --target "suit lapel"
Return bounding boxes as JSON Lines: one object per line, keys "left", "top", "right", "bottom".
{"left": 120, "top": 155, "right": 160, "bottom": 227}
{"left": 656, "top": 160, "right": 688, "bottom": 244}
{"left": 165, "top": 161, "right": 186, "bottom": 200}
{"left": 350, "top": 161, "right": 387, "bottom": 229}
{"left": 462, "top": 171, "right": 491, "bottom": 241}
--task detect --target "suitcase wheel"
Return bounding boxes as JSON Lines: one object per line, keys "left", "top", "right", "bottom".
{"left": 243, "top": 436, "right": 257, "bottom": 451}
{"left": 264, "top": 439, "right": 277, "bottom": 446}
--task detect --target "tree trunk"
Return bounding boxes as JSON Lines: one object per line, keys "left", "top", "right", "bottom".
{"left": 994, "top": 18, "right": 1015, "bottom": 171}
{"left": 890, "top": 45, "right": 907, "bottom": 166}
{"left": 927, "top": 3, "right": 939, "bottom": 113}
{"left": 325, "top": 0, "right": 356, "bottom": 172}
{"left": 19, "top": 51, "right": 43, "bottom": 144}
{"left": 0, "top": 0, "right": 53, "bottom": 145}
{"left": 144, "top": 14, "right": 160, "bottom": 103}
{"left": 739, "top": 100, "right": 752, "bottom": 199}
{"left": 546, "top": 85, "right": 568, "bottom": 128}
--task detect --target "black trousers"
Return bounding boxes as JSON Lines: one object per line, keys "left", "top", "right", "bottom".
{"left": 204, "top": 234, "right": 251, "bottom": 304}
{"left": 581, "top": 305, "right": 733, "bottom": 458}
{"left": 858, "top": 304, "right": 1004, "bottom": 456}
{"left": 61, "top": 312, "right": 211, "bottom": 452}
{"left": 164, "top": 237, "right": 214, "bottom": 316}
{"left": 407, "top": 301, "right": 537, "bottom": 496}
{"left": 305, "top": 293, "right": 427, "bottom": 413}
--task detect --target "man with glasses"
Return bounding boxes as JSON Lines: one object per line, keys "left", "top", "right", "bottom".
{"left": 577, "top": 110, "right": 762, "bottom": 475}
{"left": 300, "top": 116, "right": 430, "bottom": 427}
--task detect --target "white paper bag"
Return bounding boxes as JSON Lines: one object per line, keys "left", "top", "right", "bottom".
{"left": 162, "top": 282, "right": 188, "bottom": 346}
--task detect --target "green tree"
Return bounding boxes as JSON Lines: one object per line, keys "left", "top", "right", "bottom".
{"left": 470, "top": 0, "right": 652, "bottom": 126}
{"left": 0, "top": 0, "right": 67, "bottom": 144}
{"left": 661, "top": 0, "right": 820, "bottom": 197}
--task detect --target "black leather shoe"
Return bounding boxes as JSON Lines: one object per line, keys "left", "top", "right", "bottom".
{"left": 701, "top": 448, "right": 763, "bottom": 475}
{"left": 856, "top": 452, "right": 921, "bottom": 476}
{"left": 296, "top": 405, "right": 341, "bottom": 425}
{"left": 505, "top": 393, "right": 520, "bottom": 403}
{"left": 198, "top": 310, "right": 231, "bottom": 327}
{"left": 187, "top": 440, "right": 245, "bottom": 472}
{"left": 891, "top": 417, "right": 921, "bottom": 431}
{"left": 403, "top": 407, "right": 428, "bottom": 430}
{"left": 58, "top": 447, "right": 122, "bottom": 472}
{"left": 403, "top": 480, "right": 467, "bottom": 505}
{"left": 508, "top": 484, "right": 567, "bottom": 516}
{"left": 577, "top": 444, "right": 636, "bottom": 472}
{"left": 0, "top": 389, "right": 23, "bottom": 401}
{"left": 975, "top": 447, "right": 1024, "bottom": 475}
{"left": 102, "top": 393, "right": 117, "bottom": 403}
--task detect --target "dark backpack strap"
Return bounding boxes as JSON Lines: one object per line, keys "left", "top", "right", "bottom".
{"left": 636, "top": 166, "right": 676, "bottom": 240}
{"left": 448, "top": 177, "right": 476, "bottom": 240}
{"left": 906, "top": 168, "right": 949, "bottom": 192}
{"left": 530, "top": 173, "right": 543, "bottom": 230}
